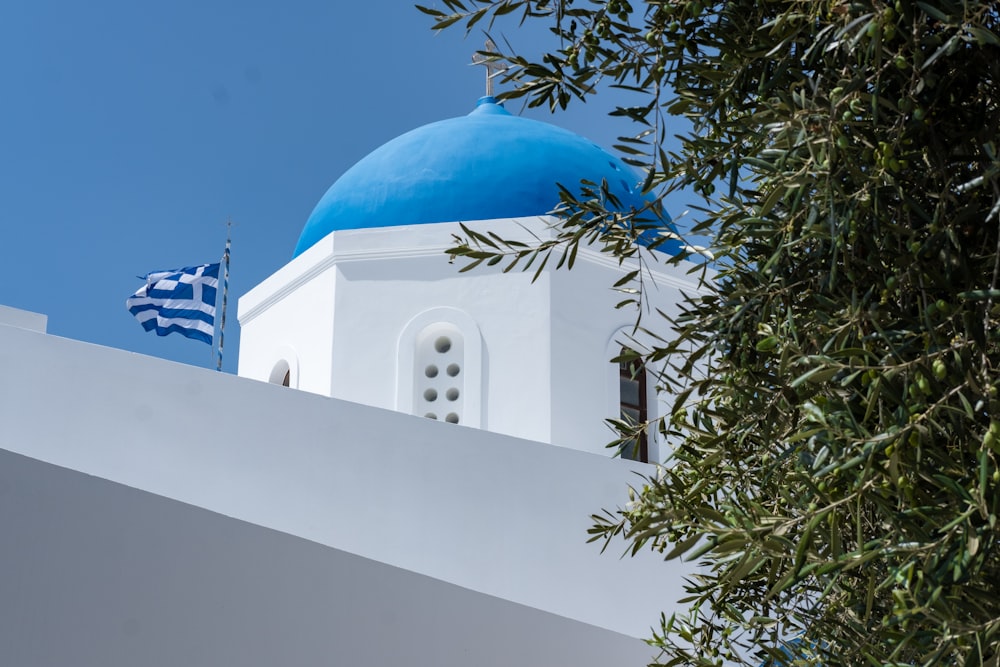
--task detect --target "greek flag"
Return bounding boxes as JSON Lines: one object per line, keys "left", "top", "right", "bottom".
{"left": 126, "top": 263, "right": 220, "bottom": 344}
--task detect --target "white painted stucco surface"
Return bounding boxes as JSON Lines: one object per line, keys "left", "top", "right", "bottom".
{"left": 0, "top": 323, "right": 692, "bottom": 640}
{"left": 0, "top": 448, "right": 656, "bottom": 667}
{"left": 0, "top": 304, "right": 47, "bottom": 332}
{"left": 237, "top": 217, "right": 703, "bottom": 456}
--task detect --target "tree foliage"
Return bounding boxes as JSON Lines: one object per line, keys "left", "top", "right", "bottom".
{"left": 421, "top": 1, "right": 1000, "bottom": 665}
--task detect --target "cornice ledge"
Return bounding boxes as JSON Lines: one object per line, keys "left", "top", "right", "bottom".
{"left": 240, "top": 231, "right": 708, "bottom": 324}
{"left": 574, "top": 246, "right": 707, "bottom": 293}
{"left": 239, "top": 244, "right": 455, "bottom": 325}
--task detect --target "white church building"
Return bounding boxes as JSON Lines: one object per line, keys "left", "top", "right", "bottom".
{"left": 0, "top": 96, "right": 702, "bottom": 666}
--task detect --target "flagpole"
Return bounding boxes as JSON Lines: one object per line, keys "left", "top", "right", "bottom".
{"left": 216, "top": 219, "right": 232, "bottom": 372}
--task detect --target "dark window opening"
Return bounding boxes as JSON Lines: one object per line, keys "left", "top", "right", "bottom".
{"left": 619, "top": 355, "right": 648, "bottom": 462}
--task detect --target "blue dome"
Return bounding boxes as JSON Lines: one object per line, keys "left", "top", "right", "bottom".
{"left": 294, "top": 97, "right": 676, "bottom": 257}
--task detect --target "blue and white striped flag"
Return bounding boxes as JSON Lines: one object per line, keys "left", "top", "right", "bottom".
{"left": 126, "top": 263, "right": 220, "bottom": 344}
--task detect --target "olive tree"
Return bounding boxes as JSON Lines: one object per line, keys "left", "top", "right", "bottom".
{"left": 421, "top": 1, "right": 1000, "bottom": 665}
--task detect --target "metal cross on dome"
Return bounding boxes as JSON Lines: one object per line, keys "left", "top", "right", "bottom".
{"left": 471, "top": 39, "right": 507, "bottom": 97}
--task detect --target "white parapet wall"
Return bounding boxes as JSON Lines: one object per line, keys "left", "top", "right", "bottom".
{"left": 0, "top": 303, "right": 47, "bottom": 332}
{"left": 0, "top": 322, "right": 691, "bottom": 642}
{"left": 0, "top": 447, "right": 655, "bottom": 667}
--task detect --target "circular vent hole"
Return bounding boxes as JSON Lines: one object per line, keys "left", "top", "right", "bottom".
{"left": 445, "top": 413, "right": 459, "bottom": 424}
{"left": 424, "top": 413, "right": 438, "bottom": 420}
{"left": 423, "top": 388, "right": 438, "bottom": 402}
{"left": 446, "top": 363, "right": 461, "bottom": 377}
{"left": 425, "top": 365, "right": 439, "bottom": 378}
{"left": 435, "top": 336, "right": 452, "bottom": 353}
{"left": 446, "top": 388, "right": 460, "bottom": 401}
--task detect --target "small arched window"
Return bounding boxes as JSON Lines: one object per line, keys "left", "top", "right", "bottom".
{"left": 618, "top": 349, "right": 648, "bottom": 462}
{"left": 607, "top": 330, "right": 655, "bottom": 463}
{"left": 267, "top": 349, "right": 298, "bottom": 389}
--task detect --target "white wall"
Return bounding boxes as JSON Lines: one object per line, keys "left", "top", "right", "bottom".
{"left": 0, "top": 304, "right": 47, "bottom": 332}
{"left": 0, "top": 323, "right": 692, "bottom": 639}
{"left": 0, "top": 448, "right": 655, "bottom": 667}
{"left": 549, "top": 248, "right": 705, "bottom": 457}
{"left": 239, "top": 220, "right": 557, "bottom": 443}
{"left": 237, "top": 218, "right": 703, "bottom": 457}
{"left": 236, "top": 236, "right": 338, "bottom": 395}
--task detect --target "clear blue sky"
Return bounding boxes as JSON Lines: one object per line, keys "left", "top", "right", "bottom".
{"left": 1, "top": 1, "right": 693, "bottom": 372}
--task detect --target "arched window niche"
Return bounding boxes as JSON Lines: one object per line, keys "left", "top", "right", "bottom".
{"left": 267, "top": 345, "right": 300, "bottom": 389}
{"left": 397, "top": 308, "right": 485, "bottom": 429}
{"left": 605, "top": 329, "right": 656, "bottom": 463}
